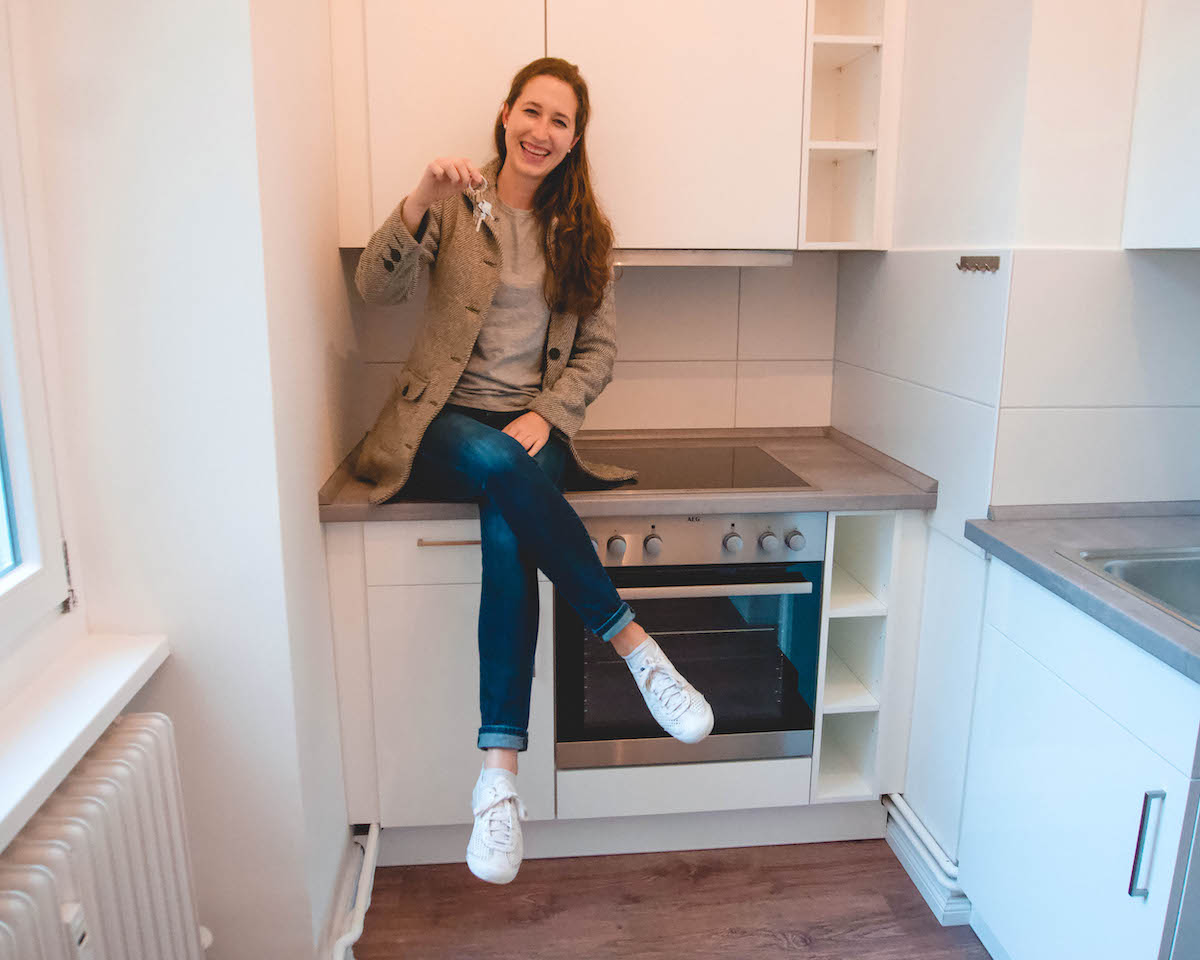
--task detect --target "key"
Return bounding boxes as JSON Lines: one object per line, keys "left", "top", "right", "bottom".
{"left": 471, "top": 176, "right": 492, "bottom": 232}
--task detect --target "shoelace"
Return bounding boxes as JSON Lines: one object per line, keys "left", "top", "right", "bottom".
{"left": 473, "top": 781, "right": 527, "bottom": 852}
{"left": 637, "top": 655, "right": 691, "bottom": 721}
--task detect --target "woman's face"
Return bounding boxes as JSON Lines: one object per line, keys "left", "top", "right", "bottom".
{"left": 500, "top": 74, "right": 581, "bottom": 181}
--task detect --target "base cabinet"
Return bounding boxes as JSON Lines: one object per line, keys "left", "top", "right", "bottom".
{"left": 960, "top": 625, "right": 1191, "bottom": 960}
{"left": 959, "top": 561, "right": 1200, "bottom": 960}
{"left": 367, "top": 579, "right": 556, "bottom": 827}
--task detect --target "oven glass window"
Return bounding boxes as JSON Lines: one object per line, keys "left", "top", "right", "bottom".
{"left": 556, "top": 562, "right": 821, "bottom": 743}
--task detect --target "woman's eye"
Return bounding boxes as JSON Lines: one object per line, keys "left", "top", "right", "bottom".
{"left": 554, "top": 120, "right": 567, "bottom": 127}
{"left": 524, "top": 109, "right": 537, "bottom": 116}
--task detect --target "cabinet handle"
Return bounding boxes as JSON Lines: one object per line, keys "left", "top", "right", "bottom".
{"left": 416, "top": 538, "right": 482, "bottom": 547}
{"left": 1128, "top": 789, "right": 1166, "bottom": 900}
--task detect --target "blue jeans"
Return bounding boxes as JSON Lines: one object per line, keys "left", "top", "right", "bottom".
{"left": 398, "top": 403, "right": 636, "bottom": 752}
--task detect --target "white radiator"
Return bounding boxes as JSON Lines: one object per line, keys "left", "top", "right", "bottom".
{"left": 0, "top": 712, "right": 210, "bottom": 959}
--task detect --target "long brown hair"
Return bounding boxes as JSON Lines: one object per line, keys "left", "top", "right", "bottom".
{"left": 493, "top": 58, "right": 614, "bottom": 317}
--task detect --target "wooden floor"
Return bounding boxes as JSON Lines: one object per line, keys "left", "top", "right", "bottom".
{"left": 357, "top": 839, "right": 990, "bottom": 959}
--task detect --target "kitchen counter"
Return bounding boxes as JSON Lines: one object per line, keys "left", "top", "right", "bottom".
{"left": 318, "top": 426, "right": 937, "bottom": 522}
{"left": 965, "top": 512, "right": 1200, "bottom": 683}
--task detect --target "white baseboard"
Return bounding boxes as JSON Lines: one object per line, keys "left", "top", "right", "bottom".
{"left": 379, "top": 799, "right": 887, "bottom": 866}
{"left": 316, "top": 829, "right": 364, "bottom": 960}
{"left": 884, "top": 813, "right": 973, "bottom": 926}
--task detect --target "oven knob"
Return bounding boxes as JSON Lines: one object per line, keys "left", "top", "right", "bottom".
{"left": 607, "top": 535, "right": 627, "bottom": 557}
{"left": 759, "top": 531, "right": 780, "bottom": 551}
{"left": 722, "top": 532, "right": 744, "bottom": 553}
{"left": 785, "top": 531, "right": 806, "bottom": 551}
{"left": 644, "top": 534, "right": 663, "bottom": 557}
{"left": 590, "top": 537, "right": 600, "bottom": 554}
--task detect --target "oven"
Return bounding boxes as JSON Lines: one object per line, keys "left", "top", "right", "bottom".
{"left": 555, "top": 511, "right": 827, "bottom": 768}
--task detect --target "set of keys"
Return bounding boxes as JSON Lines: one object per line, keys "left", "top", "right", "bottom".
{"left": 470, "top": 176, "right": 493, "bottom": 232}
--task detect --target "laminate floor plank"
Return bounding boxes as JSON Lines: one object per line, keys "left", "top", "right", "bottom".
{"left": 357, "top": 839, "right": 990, "bottom": 959}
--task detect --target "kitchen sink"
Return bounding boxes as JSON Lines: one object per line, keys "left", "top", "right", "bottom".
{"left": 1057, "top": 547, "right": 1200, "bottom": 631}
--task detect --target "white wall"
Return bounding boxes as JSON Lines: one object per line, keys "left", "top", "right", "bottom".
{"left": 344, "top": 256, "right": 839, "bottom": 437}
{"left": 26, "top": 1, "right": 346, "bottom": 956}
{"left": 992, "top": 250, "right": 1200, "bottom": 505}
{"left": 247, "top": 0, "right": 355, "bottom": 947}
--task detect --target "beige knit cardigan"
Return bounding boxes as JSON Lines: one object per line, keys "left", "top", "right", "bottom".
{"left": 351, "top": 156, "right": 637, "bottom": 504}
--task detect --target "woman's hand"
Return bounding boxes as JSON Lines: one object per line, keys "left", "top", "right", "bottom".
{"left": 503, "top": 411, "right": 551, "bottom": 457}
{"left": 411, "top": 157, "right": 485, "bottom": 209}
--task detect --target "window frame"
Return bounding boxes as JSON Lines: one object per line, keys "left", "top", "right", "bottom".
{"left": 0, "top": 0, "right": 70, "bottom": 657}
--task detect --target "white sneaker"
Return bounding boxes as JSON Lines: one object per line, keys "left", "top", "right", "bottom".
{"left": 466, "top": 767, "right": 527, "bottom": 884}
{"left": 624, "top": 636, "right": 715, "bottom": 744}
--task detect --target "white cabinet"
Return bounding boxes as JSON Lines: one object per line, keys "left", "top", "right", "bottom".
{"left": 326, "top": 519, "right": 555, "bottom": 828}
{"left": 1122, "top": 0, "right": 1200, "bottom": 249}
{"left": 333, "top": 0, "right": 543, "bottom": 246}
{"left": 333, "top": 0, "right": 906, "bottom": 250}
{"left": 368, "top": 580, "right": 556, "bottom": 827}
{"left": 546, "top": 0, "right": 806, "bottom": 250}
{"left": 959, "top": 560, "right": 1200, "bottom": 960}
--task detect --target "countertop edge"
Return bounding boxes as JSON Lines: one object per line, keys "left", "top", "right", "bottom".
{"left": 322, "top": 490, "right": 936, "bottom": 524}
{"left": 964, "top": 519, "right": 1200, "bottom": 685}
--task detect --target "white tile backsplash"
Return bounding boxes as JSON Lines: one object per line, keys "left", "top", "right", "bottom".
{"left": 735, "top": 361, "right": 833, "bottom": 427}
{"left": 1001, "top": 250, "right": 1200, "bottom": 408}
{"left": 836, "top": 250, "right": 1010, "bottom": 406}
{"left": 345, "top": 255, "right": 839, "bottom": 432}
{"left": 613, "top": 267, "right": 739, "bottom": 361}
{"left": 737, "top": 254, "right": 837, "bottom": 360}
{"left": 992, "top": 407, "right": 1200, "bottom": 505}
{"left": 585, "top": 361, "right": 738, "bottom": 430}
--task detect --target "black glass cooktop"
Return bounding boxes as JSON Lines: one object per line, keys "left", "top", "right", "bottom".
{"left": 568, "top": 444, "right": 811, "bottom": 492}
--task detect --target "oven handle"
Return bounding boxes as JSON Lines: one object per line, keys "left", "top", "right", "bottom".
{"left": 616, "top": 581, "right": 812, "bottom": 600}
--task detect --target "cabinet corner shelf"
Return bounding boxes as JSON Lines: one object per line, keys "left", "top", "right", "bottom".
{"left": 810, "top": 140, "right": 877, "bottom": 153}
{"left": 829, "top": 564, "right": 887, "bottom": 617}
{"left": 823, "top": 649, "right": 880, "bottom": 714}
{"left": 811, "top": 34, "right": 883, "bottom": 46}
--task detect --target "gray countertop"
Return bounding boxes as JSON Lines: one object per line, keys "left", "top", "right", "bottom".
{"left": 319, "top": 426, "right": 937, "bottom": 522}
{"left": 965, "top": 514, "right": 1200, "bottom": 684}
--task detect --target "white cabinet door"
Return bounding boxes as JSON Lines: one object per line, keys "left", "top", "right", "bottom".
{"left": 546, "top": 0, "right": 806, "bottom": 249}
{"left": 960, "top": 625, "right": 1189, "bottom": 960}
{"left": 368, "top": 580, "right": 556, "bottom": 827}
{"left": 1123, "top": 0, "right": 1200, "bottom": 249}
{"left": 362, "top": 0, "right": 544, "bottom": 230}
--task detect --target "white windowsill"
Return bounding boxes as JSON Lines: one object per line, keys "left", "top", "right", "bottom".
{"left": 0, "top": 632, "right": 169, "bottom": 850}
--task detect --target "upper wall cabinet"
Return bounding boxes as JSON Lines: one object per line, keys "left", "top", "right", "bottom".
{"left": 332, "top": 0, "right": 905, "bottom": 251}
{"left": 545, "top": 0, "right": 805, "bottom": 250}
{"left": 332, "top": 0, "right": 544, "bottom": 246}
{"left": 1122, "top": 0, "right": 1200, "bottom": 249}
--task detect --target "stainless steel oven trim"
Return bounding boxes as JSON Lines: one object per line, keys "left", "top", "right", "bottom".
{"left": 555, "top": 730, "right": 814, "bottom": 769}
{"left": 616, "top": 581, "right": 813, "bottom": 600}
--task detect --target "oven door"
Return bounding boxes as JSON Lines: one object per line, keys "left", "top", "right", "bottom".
{"left": 555, "top": 561, "right": 822, "bottom": 768}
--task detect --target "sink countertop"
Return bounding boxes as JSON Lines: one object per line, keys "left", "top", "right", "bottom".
{"left": 319, "top": 427, "right": 937, "bottom": 522}
{"left": 965, "top": 513, "right": 1200, "bottom": 684}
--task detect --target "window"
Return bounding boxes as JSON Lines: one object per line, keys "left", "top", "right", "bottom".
{"left": 0, "top": 0, "right": 70, "bottom": 654}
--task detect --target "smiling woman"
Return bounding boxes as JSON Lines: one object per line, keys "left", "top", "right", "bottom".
{"left": 351, "top": 56, "right": 716, "bottom": 887}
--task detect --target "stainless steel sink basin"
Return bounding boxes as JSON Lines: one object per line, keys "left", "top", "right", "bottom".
{"left": 1058, "top": 547, "right": 1200, "bottom": 630}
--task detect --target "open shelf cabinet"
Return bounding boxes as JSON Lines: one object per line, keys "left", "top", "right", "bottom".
{"left": 799, "top": 0, "right": 904, "bottom": 248}
{"left": 812, "top": 510, "right": 914, "bottom": 803}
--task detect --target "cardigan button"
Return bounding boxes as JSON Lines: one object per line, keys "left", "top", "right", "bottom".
{"left": 548, "top": 347, "right": 561, "bottom": 360}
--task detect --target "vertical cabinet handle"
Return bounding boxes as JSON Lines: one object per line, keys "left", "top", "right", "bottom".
{"left": 1128, "top": 789, "right": 1166, "bottom": 900}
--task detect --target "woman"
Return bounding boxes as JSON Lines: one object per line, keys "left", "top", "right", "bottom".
{"left": 353, "top": 58, "right": 713, "bottom": 885}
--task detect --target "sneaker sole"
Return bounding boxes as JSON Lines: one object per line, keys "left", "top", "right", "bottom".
{"left": 467, "top": 854, "right": 519, "bottom": 885}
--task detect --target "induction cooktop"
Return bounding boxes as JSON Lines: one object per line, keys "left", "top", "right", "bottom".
{"left": 568, "top": 444, "right": 811, "bottom": 492}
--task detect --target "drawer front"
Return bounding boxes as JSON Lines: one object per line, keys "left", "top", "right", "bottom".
{"left": 556, "top": 757, "right": 811, "bottom": 820}
{"left": 985, "top": 559, "right": 1200, "bottom": 777}
{"left": 365, "top": 519, "right": 550, "bottom": 586}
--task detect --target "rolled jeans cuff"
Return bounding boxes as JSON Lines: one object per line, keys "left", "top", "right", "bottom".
{"left": 594, "top": 601, "right": 636, "bottom": 643}
{"left": 478, "top": 726, "right": 528, "bottom": 752}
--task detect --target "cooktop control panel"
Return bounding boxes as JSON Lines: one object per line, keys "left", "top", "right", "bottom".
{"left": 582, "top": 512, "right": 828, "bottom": 566}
